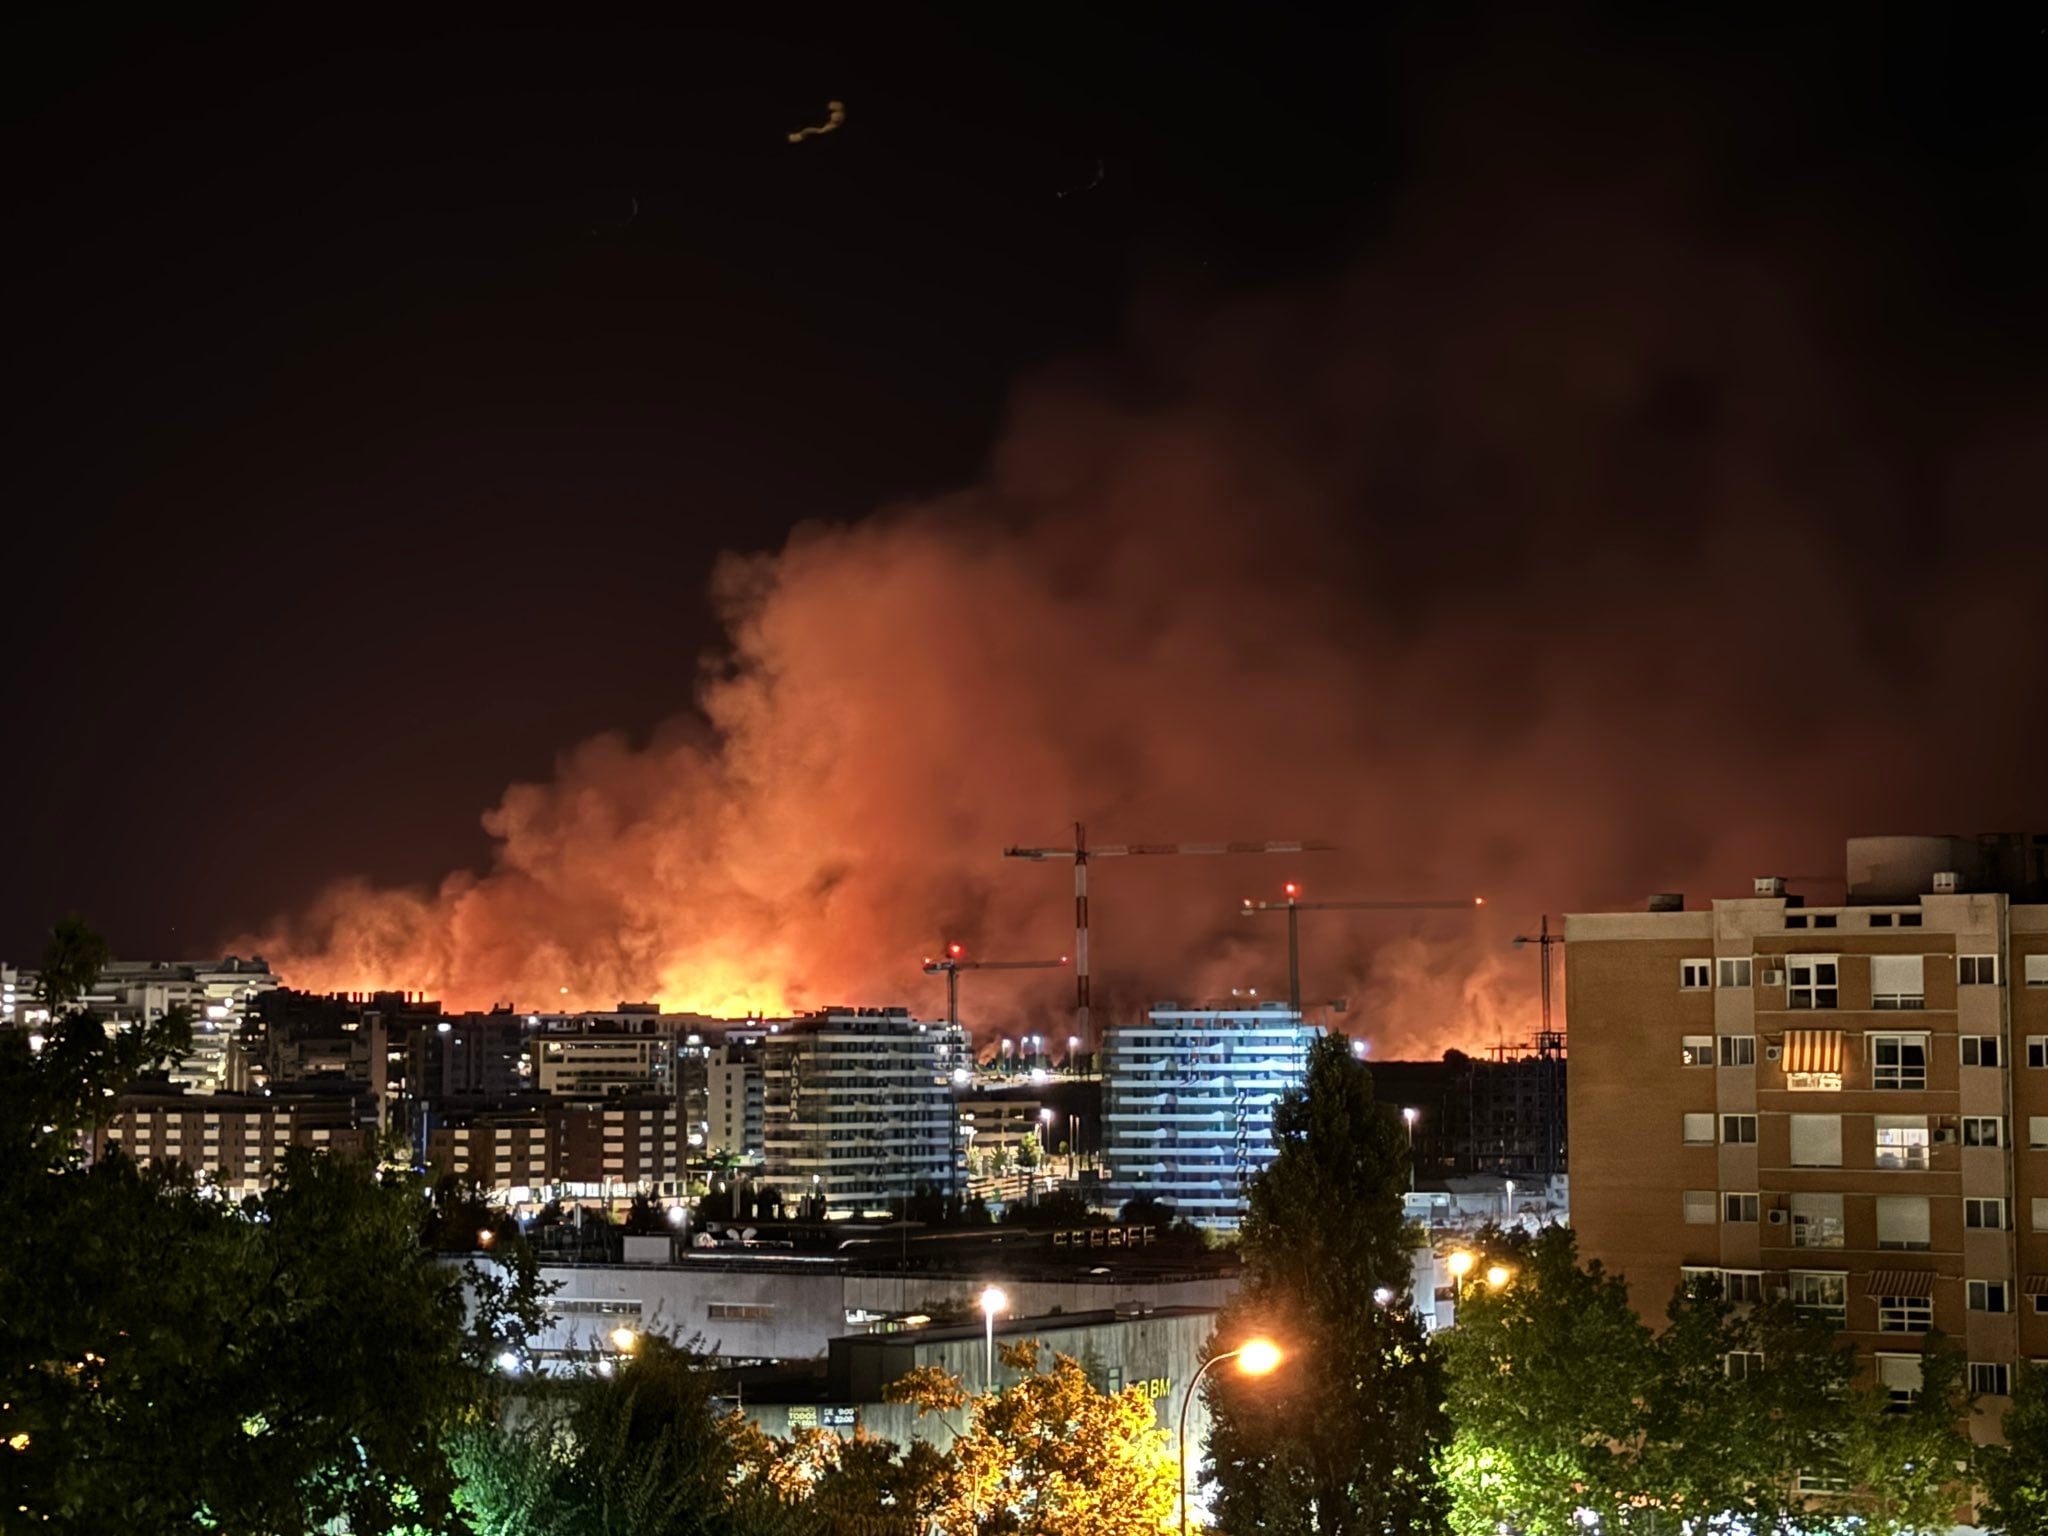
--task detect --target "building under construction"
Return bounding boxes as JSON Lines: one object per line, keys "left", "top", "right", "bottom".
{"left": 1370, "top": 1040, "right": 1568, "bottom": 1181}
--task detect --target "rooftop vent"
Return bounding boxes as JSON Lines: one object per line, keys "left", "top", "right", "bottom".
{"left": 1932, "top": 871, "right": 1961, "bottom": 894}
{"left": 1648, "top": 893, "right": 1685, "bottom": 913}
{"left": 1754, "top": 876, "right": 1787, "bottom": 898}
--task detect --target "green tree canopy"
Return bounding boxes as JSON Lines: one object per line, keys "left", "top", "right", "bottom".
{"left": 1203, "top": 1030, "right": 1448, "bottom": 1536}
{"left": 1980, "top": 1358, "right": 2048, "bottom": 1536}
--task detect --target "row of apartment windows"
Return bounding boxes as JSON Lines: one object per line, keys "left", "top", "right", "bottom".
{"left": 1681, "top": 1031, "right": 2048, "bottom": 1078}
{"left": 1684, "top": 1188, "right": 2038, "bottom": 1233}
{"left": 1685, "top": 1267, "right": 2046, "bottom": 1325}
{"left": 1680, "top": 954, "right": 2048, "bottom": 994}
{"left": 1685, "top": 1109, "right": 2048, "bottom": 1160}
{"left": 1684, "top": 1111, "right": 2021, "bottom": 1147}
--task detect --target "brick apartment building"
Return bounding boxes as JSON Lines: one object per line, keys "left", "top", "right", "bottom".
{"left": 1568, "top": 833, "right": 2048, "bottom": 1436}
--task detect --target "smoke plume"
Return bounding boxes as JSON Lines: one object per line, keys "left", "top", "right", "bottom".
{"left": 247, "top": 49, "right": 2048, "bottom": 1056}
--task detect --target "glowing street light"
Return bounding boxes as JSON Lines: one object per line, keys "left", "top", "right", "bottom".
{"left": 609, "top": 1326, "right": 640, "bottom": 1354}
{"left": 979, "top": 1285, "right": 1008, "bottom": 1389}
{"left": 1446, "top": 1250, "right": 1475, "bottom": 1280}
{"left": 1486, "top": 1264, "right": 1512, "bottom": 1289}
{"left": 1180, "top": 1340, "right": 1284, "bottom": 1536}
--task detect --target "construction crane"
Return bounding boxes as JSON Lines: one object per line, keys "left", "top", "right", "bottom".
{"left": 921, "top": 943, "right": 1068, "bottom": 1031}
{"left": 1240, "top": 884, "right": 1485, "bottom": 1016}
{"left": 1511, "top": 914, "right": 1568, "bottom": 1181}
{"left": 1003, "top": 822, "right": 1334, "bottom": 1050}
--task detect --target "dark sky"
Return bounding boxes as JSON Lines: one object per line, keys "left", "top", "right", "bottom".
{"left": 5, "top": 6, "right": 2046, "bottom": 968}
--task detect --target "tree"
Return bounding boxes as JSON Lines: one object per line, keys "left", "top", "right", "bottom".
{"left": 1, "top": 917, "right": 508, "bottom": 1534}
{"left": 887, "top": 1341, "right": 1179, "bottom": 1536}
{"left": 1980, "top": 1359, "right": 2048, "bottom": 1536}
{"left": 1436, "top": 1226, "right": 1654, "bottom": 1536}
{"left": 1203, "top": 1031, "right": 1448, "bottom": 1536}
{"left": 1441, "top": 1234, "right": 1978, "bottom": 1536}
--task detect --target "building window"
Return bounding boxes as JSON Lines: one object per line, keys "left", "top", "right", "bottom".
{"left": 1790, "top": 1272, "right": 1847, "bottom": 1324}
{"left": 1684, "top": 1191, "right": 1718, "bottom": 1224}
{"left": 1723, "top": 1192, "right": 1759, "bottom": 1223}
{"left": 1791, "top": 1193, "right": 1845, "bottom": 1249}
{"left": 1725, "top": 1350, "right": 1766, "bottom": 1379}
{"left": 1870, "top": 955, "right": 1925, "bottom": 1010}
{"left": 1963, "top": 1117, "right": 2002, "bottom": 1147}
{"left": 1876, "top": 1353, "right": 1923, "bottom": 1409}
{"left": 1721, "top": 1114, "right": 1758, "bottom": 1145}
{"left": 1964, "top": 1198, "right": 2006, "bottom": 1231}
{"left": 1719, "top": 1036, "right": 1757, "bottom": 1068}
{"left": 1959, "top": 955, "right": 2001, "bottom": 987}
{"left": 1876, "top": 1196, "right": 1931, "bottom": 1250}
{"left": 1898, "top": 913, "right": 1922, "bottom": 927}
{"left": 2033, "top": 1197, "right": 2048, "bottom": 1232}
{"left": 1787, "top": 958, "right": 1838, "bottom": 1009}
{"left": 1789, "top": 1114, "right": 1843, "bottom": 1167}
{"left": 1681, "top": 960, "right": 1713, "bottom": 990}
{"left": 1719, "top": 958, "right": 1753, "bottom": 989}
{"left": 2032, "top": 1117, "right": 2048, "bottom": 1149}
{"left": 1875, "top": 1116, "right": 1931, "bottom": 1171}
{"left": 1681, "top": 1036, "right": 1715, "bottom": 1067}
{"left": 2026, "top": 955, "right": 2048, "bottom": 987}
{"left": 2027, "top": 1037, "right": 2047, "bottom": 1069}
{"left": 707, "top": 1302, "right": 777, "bottom": 1320}
{"left": 1878, "top": 1297, "right": 1933, "bottom": 1334}
{"left": 1683, "top": 1112, "right": 1716, "bottom": 1144}
{"left": 1966, "top": 1280, "right": 2010, "bottom": 1314}
{"left": 1960, "top": 1036, "right": 2001, "bottom": 1068}
{"left": 1870, "top": 1034, "right": 1928, "bottom": 1091}
{"left": 1812, "top": 914, "right": 1838, "bottom": 929}
{"left": 1970, "top": 1363, "right": 2012, "bottom": 1397}
{"left": 1869, "top": 914, "right": 1893, "bottom": 928}
{"left": 1786, "top": 914, "right": 1810, "bottom": 930}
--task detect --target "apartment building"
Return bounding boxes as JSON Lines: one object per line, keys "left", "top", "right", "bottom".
{"left": 4, "top": 957, "right": 279, "bottom": 1093}
{"left": 100, "top": 1091, "right": 375, "bottom": 1192}
{"left": 761, "top": 1009, "right": 967, "bottom": 1214}
{"left": 1101, "top": 1003, "right": 1316, "bottom": 1230}
{"left": 703, "top": 1042, "right": 765, "bottom": 1158}
{"left": 1569, "top": 834, "right": 2048, "bottom": 1438}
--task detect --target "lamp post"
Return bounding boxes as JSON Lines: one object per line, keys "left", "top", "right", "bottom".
{"left": 979, "top": 1285, "right": 1008, "bottom": 1391}
{"left": 1402, "top": 1107, "right": 1418, "bottom": 1190}
{"left": 1178, "top": 1339, "right": 1282, "bottom": 1536}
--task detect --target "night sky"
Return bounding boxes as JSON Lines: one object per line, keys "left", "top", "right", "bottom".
{"left": 6, "top": 9, "right": 2047, "bottom": 1036}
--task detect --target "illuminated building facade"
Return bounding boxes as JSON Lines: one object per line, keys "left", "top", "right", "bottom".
{"left": 1101, "top": 1002, "right": 1315, "bottom": 1230}
{"left": 1569, "top": 834, "right": 2048, "bottom": 1438}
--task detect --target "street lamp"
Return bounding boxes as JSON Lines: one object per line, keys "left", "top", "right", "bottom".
{"left": 1402, "top": 1107, "right": 1418, "bottom": 1191}
{"left": 979, "top": 1285, "right": 1008, "bottom": 1390}
{"left": 1180, "top": 1340, "right": 1283, "bottom": 1536}
{"left": 609, "top": 1326, "right": 640, "bottom": 1354}
{"left": 1485, "top": 1263, "right": 1512, "bottom": 1289}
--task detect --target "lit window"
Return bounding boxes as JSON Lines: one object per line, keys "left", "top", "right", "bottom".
{"left": 1681, "top": 960, "right": 1712, "bottom": 990}
{"left": 1718, "top": 958, "right": 1753, "bottom": 989}
{"left": 1876, "top": 1352, "right": 1923, "bottom": 1409}
{"left": 1787, "top": 958, "right": 1838, "bottom": 1009}
{"left": 1960, "top": 1036, "right": 2001, "bottom": 1068}
{"left": 1681, "top": 1036, "right": 1714, "bottom": 1067}
{"left": 1962, "top": 1117, "right": 2002, "bottom": 1148}
{"left": 1870, "top": 1034, "right": 1928, "bottom": 1091}
{"left": 1959, "top": 955, "right": 2001, "bottom": 987}
{"left": 1966, "top": 1280, "right": 2010, "bottom": 1314}
{"left": 1875, "top": 1116, "right": 1931, "bottom": 1171}
{"left": 1718, "top": 1036, "right": 1757, "bottom": 1068}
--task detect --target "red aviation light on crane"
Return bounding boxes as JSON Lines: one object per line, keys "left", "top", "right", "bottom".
{"left": 1474, "top": 897, "right": 1486, "bottom": 907}
{"left": 1283, "top": 882, "right": 1300, "bottom": 899}
{"left": 948, "top": 943, "right": 964, "bottom": 957}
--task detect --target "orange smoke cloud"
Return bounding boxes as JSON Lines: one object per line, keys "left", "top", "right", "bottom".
{"left": 242, "top": 68, "right": 2048, "bottom": 1055}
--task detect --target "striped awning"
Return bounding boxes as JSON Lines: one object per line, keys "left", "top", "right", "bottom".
{"left": 1865, "top": 1270, "right": 1935, "bottom": 1298}
{"left": 2024, "top": 1275, "right": 2048, "bottom": 1296}
{"left": 1782, "top": 1030, "right": 1843, "bottom": 1074}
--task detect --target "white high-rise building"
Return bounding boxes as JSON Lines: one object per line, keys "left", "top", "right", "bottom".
{"left": 762, "top": 1009, "right": 967, "bottom": 1214}
{"left": 3, "top": 957, "right": 279, "bottom": 1094}
{"left": 1102, "top": 1003, "right": 1316, "bottom": 1230}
